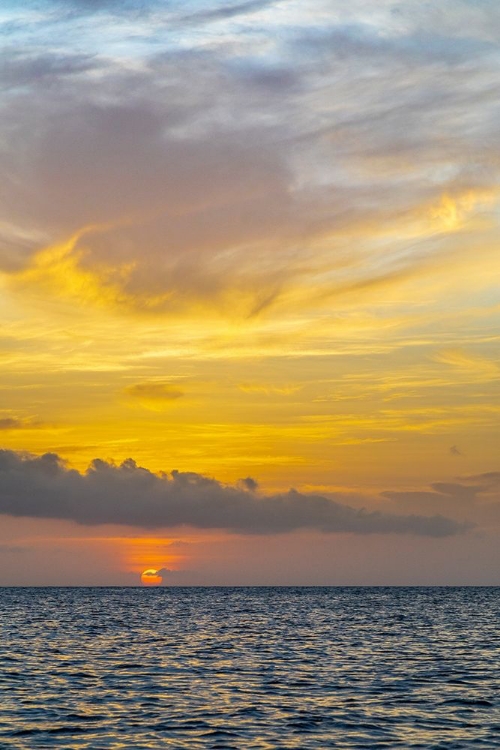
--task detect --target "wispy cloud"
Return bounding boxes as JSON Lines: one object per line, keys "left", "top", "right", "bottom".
{"left": 0, "top": 416, "right": 44, "bottom": 430}
{"left": 433, "top": 349, "right": 499, "bottom": 379}
{"left": 1, "top": 0, "right": 499, "bottom": 318}
{"left": 124, "top": 381, "right": 185, "bottom": 408}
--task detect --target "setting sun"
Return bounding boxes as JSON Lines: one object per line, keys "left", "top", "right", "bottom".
{"left": 141, "top": 569, "right": 163, "bottom": 587}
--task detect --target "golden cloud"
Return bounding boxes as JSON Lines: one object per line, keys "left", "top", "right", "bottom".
{"left": 124, "top": 381, "right": 185, "bottom": 408}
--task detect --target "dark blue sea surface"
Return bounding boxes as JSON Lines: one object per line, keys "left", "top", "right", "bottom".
{"left": 0, "top": 587, "right": 499, "bottom": 748}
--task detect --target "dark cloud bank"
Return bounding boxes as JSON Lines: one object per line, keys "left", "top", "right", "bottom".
{"left": 0, "top": 450, "right": 471, "bottom": 537}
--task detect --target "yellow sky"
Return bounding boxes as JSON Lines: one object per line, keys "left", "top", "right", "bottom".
{"left": 0, "top": 0, "right": 499, "bottom": 584}
{"left": 1, "top": 196, "right": 498, "bottom": 492}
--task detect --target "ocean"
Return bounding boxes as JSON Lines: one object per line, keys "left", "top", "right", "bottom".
{"left": 1, "top": 587, "right": 499, "bottom": 748}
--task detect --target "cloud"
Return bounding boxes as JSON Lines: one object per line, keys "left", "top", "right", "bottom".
{"left": 238, "top": 383, "right": 301, "bottom": 395}
{"left": 156, "top": 567, "right": 195, "bottom": 583}
{"left": 179, "top": 0, "right": 275, "bottom": 25}
{"left": 2, "top": 0, "right": 500, "bottom": 317}
{"left": 0, "top": 417, "right": 42, "bottom": 430}
{"left": 460, "top": 472, "right": 500, "bottom": 488}
{"left": 0, "top": 449, "right": 470, "bottom": 537}
{"left": 238, "top": 476, "right": 259, "bottom": 492}
{"left": 155, "top": 567, "right": 170, "bottom": 576}
{"left": 382, "top": 474, "right": 500, "bottom": 519}
{"left": 383, "top": 481, "right": 480, "bottom": 506}
{"left": 0, "top": 418, "right": 24, "bottom": 430}
{"left": 141, "top": 567, "right": 166, "bottom": 579}
{"left": 433, "top": 349, "right": 499, "bottom": 379}
{"left": 140, "top": 567, "right": 183, "bottom": 584}
{"left": 124, "top": 381, "right": 184, "bottom": 405}
{"left": 0, "top": 50, "right": 97, "bottom": 91}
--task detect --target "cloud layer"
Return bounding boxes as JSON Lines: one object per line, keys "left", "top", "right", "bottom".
{"left": 0, "top": 450, "right": 470, "bottom": 536}
{"left": 1, "top": 0, "right": 499, "bottom": 315}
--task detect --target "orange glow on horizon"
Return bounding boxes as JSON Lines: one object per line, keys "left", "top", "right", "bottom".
{"left": 119, "top": 536, "right": 186, "bottom": 578}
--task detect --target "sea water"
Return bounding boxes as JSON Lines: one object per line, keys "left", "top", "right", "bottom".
{"left": 0, "top": 587, "right": 499, "bottom": 748}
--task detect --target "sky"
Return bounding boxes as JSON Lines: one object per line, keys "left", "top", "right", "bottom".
{"left": 0, "top": 0, "right": 499, "bottom": 585}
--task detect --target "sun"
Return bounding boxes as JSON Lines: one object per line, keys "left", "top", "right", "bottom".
{"left": 141, "top": 568, "right": 163, "bottom": 586}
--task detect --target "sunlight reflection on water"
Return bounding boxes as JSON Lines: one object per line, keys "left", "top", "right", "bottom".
{"left": 0, "top": 587, "right": 499, "bottom": 748}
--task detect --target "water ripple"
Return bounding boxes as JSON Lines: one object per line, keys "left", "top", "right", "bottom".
{"left": 0, "top": 587, "right": 499, "bottom": 748}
